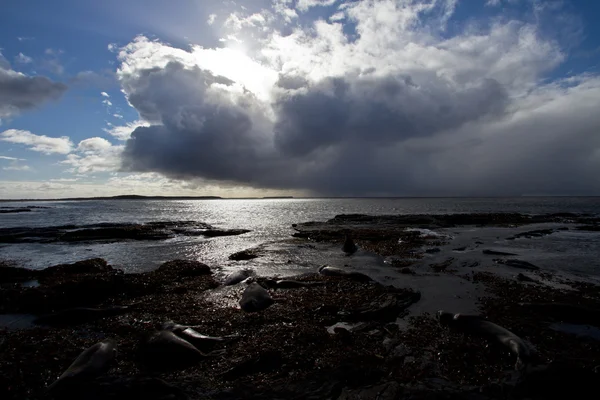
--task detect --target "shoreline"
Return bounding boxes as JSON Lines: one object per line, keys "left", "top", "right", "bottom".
{"left": 1, "top": 213, "right": 600, "bottom": 399}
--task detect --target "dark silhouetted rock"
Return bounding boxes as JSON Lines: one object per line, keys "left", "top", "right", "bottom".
{"left": 483, "top": 249, "right": 518, "bottom": 256}
{"left": 229, "top": 249, "right": 259, "bottom": 261}
{"left": 495, "top": 259, "right": 539, "bottom": 270}
{"left": 41, "top": 258, "right": 113, "bottom": 277}
{"left": 154, "top": 260, "right": 211, "bottom": 278}
{"left": 201, "top": 229, "right": 250, "bottom": 237}
{"left": 0, "top": 208, "right": 32, "bottom": 213}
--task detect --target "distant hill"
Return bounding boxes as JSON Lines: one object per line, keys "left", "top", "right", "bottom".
{"left": 0, "top": 195, "right": 222, "bottom": 202}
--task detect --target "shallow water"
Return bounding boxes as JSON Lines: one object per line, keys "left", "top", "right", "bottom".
{"left": 1, "top": 198, "right": 599, "bottom": 277}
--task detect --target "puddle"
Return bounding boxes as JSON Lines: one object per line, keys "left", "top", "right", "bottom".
{"left": 0, "top": 314, "right": 37, "bottom": 330}
{"left": 550, "top": 322, "right": 600, "bottom": 341}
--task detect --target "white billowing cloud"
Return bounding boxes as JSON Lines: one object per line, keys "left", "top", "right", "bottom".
{"left": 104, "top": 120, "right": 150, "bottom": 141}
{"left": 61, "top": 137, "right": 124, "bottom": 174}
{"left": 112, "top": 0, "right": 600, "bottom": 196}
{"left": 15, "top": 53, "right": 33, "bottom": 64}
{"left": 0, "top": 52, "right": 67, "bottom": 119}
{"left": 225, "top": 12, "right": 269, "bottom": 31}
{"left": 103, "top": 99, "right": 113, "bottom": 107}
{"left": 0, "top": 129, "right": 73, "bottom": 154}
{"left": 113, "top": 113, "right": 123, "bottom": 119}
{"left": 101, "top": 92, "right": 110, "bottom": 97}
{"left": 297, "top": 0, "right": 337, "bottom": 12}
{"left": 117, "top": 36, "right": 278, "bottom": 102}
{"left": 272, "top": 0, "right": 298, "bottom": 22}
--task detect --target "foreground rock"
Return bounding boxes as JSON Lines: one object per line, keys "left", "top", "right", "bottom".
{"left": 0, "top": 258, "right": 423, "bottom": 400}
{"left": 2, "top": 228, "right": 600, "bottom": 399}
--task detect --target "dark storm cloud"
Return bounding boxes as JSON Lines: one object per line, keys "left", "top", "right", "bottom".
{"left": 116, "top": 0, "right": 600, "bottom": 197}
{"left": 0, "top": 62, "right": 68, "bottom": 119}
{"left": 273, "top": 74, "right": 508, "bottom": 156}
{"left": 120, "top": 61, "right": 514, "bottom": 195}
{"left": 121, "top": 62, "right": 283, "bottom": 185}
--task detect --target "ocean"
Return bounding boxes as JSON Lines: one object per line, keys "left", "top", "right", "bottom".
{"left": 1, "top": 197, "right": 600, "bottom": 280}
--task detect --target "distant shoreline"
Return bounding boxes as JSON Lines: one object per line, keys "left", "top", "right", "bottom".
{"left": 1, "top": 195, "right": 600, "bottom": 202}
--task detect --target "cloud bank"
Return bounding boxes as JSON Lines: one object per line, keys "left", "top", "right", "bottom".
{"left": 0, "top": 129, "right": 73, "bottom": 154}
{"left": 116, "top": 0, "right": 600, "bottom": 196}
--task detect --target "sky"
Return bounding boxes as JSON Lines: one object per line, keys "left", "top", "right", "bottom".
{"left": 1, "top": 0, "right": 600, "bottom": 199}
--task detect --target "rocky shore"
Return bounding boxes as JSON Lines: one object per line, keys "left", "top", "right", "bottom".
{"left": 0, "top": 222, "right": 251, "bottom": 244}
{"left": 1, "top": 213, "right": 599, "bottom": 399}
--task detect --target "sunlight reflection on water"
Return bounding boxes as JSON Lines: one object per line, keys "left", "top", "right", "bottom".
{"left": 1, "top": 198, "right": 599, "bottom": 274}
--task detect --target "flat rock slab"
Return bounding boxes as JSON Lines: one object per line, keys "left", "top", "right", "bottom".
{"left": 0, "top": 221, "right": 250, "bottom": 244}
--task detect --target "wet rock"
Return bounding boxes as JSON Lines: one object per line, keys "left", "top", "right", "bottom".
{"left": 506, "top": 228, "right": 557, "bottom": 240}
{"left": 494, "top": 259, "right": 540, "bottom": 271}
{"left": 40, "top": 258, "right": 113, "bottom": 278}
{"left": 483, "top": 249, "right": 518, "bottom": 256}
{"left": 60, "top": 225, "right": 172, "bottom": 242}
{"left": 229, "top": 249, "right": 259, "bottom": 261}
{"left": 453, "top": 246, "right": 467, "bottom": 251}
{"left": 425, "top": 248, "right": 441, "bottom": 254}
{"left": 342, "top": 233, "right": 358, "bottom": 254}
{"left": 0, "top": 221, "right": 247, "bottom": 244}
{"left": 400, "top": 267, "right": 414, "bottom": 275}
{"left": 199, "top": 228, "right": 250, "bottom": 237}
{"left": 154, "top": 260, "right": 211, "bottom": 278}
{"left": 0, "top": 208, "right": 32, "bottom": 214}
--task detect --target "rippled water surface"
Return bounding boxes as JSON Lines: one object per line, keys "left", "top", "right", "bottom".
{"left": 1, "top": 198, "right": 599, "bottom": 275}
